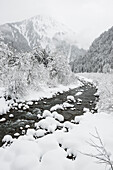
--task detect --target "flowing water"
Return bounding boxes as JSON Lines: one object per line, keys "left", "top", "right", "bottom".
{"left": 0, "top": 84, "right": 99, "bottom": 146}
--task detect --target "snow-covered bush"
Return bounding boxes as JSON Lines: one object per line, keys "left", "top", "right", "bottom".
{"left": 0, "top": 43, "right": 76, "bottom": 101}
{"left": 48, "top": 53, "right": 73, "bottom": 85}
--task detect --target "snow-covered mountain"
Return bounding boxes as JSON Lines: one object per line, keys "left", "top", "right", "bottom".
{"left": 0, "top": 15, "right": 80, "bottom": 53}
{"left": 71, "top": 26, "right": 113, "bottom": 73}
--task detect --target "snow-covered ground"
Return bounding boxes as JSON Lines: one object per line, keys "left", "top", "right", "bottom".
{"left": 0, "top": 111, "right": 113, "bottom": 170}
{"left": 25, "top": 83, "right": 82, "bottom": 101}
{"left": 0, "top": 73, "right": 113, "bottom": 170}
{"left": 0, "top": 81, "right": 82, "bottom": 116}
{"left": 76, "top": 73, "right": 113, "bottom": 113}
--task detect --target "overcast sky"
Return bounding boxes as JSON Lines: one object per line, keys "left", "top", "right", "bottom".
{"left": 0, "top": 0, "right": 113, "bottom": 49}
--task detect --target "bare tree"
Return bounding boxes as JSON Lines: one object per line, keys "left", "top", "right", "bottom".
{"left": 83, "top": 128, "right": 113, "bottom": 170}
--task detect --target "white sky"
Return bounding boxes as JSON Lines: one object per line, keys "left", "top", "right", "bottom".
{"left": 0, "top": 0, "right": 113, "bottom": 49}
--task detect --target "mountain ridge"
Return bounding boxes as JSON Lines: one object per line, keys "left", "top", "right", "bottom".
{"left": 0, "top": 15, "right": 79, "bottom": 53}
{"left": 71, "top": 26, "right": 113, "bottom": 73}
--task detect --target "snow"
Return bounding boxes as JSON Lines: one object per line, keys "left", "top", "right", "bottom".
{"left": 76, "top": 75, "right": 94, "bottom": 85}
{"left": 24, "top": 83, "right": 81, "bottom": 102}
{"left": 50, "top": 104, "right": 64, "bottom": 112}
{"left": 52, "top": 111, "right": 64, "bottom": 122}
{"left": 67, "top": 95, "right": 75, "bottom": 102}
{"left": 77, "top": 73, "right": 113, "bottom": 113}
{"left": 25, "top": 124, "right": 30, "bottom": 129}
{"left": 74, "top": 115, "right": 83, "bottom": 124}
{"left": 35, "top": 129, "right": 46, "bottom": 138}
{"left": 14, "top": 133, "right": 20, "bottom": 137}
{"left": 0, "top": 117, "right": 6, "bottom": 122}
{"left": 2, "top": 135, "right": 13, "bottom": 143}
{"left": 63, "top": 102, "right": 74, "bottom": 108}
{"left": 26, "top": 101, "right": 33, "bottom": 105}
{"left": 0, "top": 97, "right": 9, "bottom": 115}
{"left": 75, "top": 91, "right": 82, "bottom": 96}
{"left": 83, "top": 107, "right": 90, "bottom": 113}
{"left": 77, "top": 98, "right": 82, "bottom": 102}
{"left": 0, "top": 79, "right": 81, "bottom": 116}
{"left": 35, "top": 117, "right": 61, "bottom": 133}
{"left": 11, "top": 154, "right": 39, "bottom": 170}
{"left": 12, "top": 103, "right": 18, "bottom": 107}
{"left": 42, "top": 110, "right": 52, "bottom": 118}
{"left": 63, "top": 121, "right": 75, "bottom": 130}
{"left": 0, "top": 111, "right": 113, "bottom": 170}
{"left": 0, "top": 74, "right": 113, "bottom": 170}
{"left": 9, "top": 114, "right": 14, "bottom": 118}
{"left": 77, "top": 102, "right": 81, "bottom": 105}
{"left": 18, "top": 103, "right": 23, "bottom": 109}
{"left": 37, "top": 114, "right": 43, "bottom": 119}
{"left": 20, "top": 127, "right": 23, "bottom": 130}
{"left": 50, "top": 102, "right": 74, "bottom": 112}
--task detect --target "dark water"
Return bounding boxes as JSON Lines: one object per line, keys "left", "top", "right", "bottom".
{"left": 0, "top": 84, "right": 99, "bottom": 146}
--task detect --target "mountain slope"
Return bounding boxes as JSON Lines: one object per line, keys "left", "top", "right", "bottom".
{"left": 0, "top": 15, "right": 79, "bottom": 53}
{"left": 71, "top": 26, "right": 113, "bottom": 73}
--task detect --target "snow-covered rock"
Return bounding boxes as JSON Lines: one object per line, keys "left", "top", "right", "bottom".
{"left": 26, "top": 101, "right": 33, "bottom": 105}
{"left": 63, "top": 102, "right": 74, "bottom": 108}
{"left": 25, "top": 124, "right": 30, "bottom": 129}
{"left": 63, "top": 121, "right": 75, "bottom": 130}
{"left": 67, "top": 95, "right": 75, "bottom": 102}
{"left": 14, "top": 133, "right": 20, "bottom": 137}
{"left": 83, "top": 108, "right": 90, "bottom": 113}
{"left": 0, "top": 117, "right": 6, "bottom": 122}
{"left": 42, "top": 110, "right": 52, "bottom": 118}
{"left": 26, "top": 129, "right": 36, "bottom": 136}
{"left": 35, "top": 117, "right": 61, "bottom": 132}
{"left": 75, "top": 92, "right": 82, "bottom": 96}
{"left": 18, "top": 103, "right": 23, "bottom": 109}
{"left": 0, "top": 112, "right": 113, "bottom": 170}
{"left": 2, "top": 135, "right": 13, "bottom": 143}
{"left": 74, "top": 115, "right": 83, "bottom": 124}
{"left": 9, "top": 114, "right": 14, "bottom": 118}
{"left": 50, "top": 104, "right": 64, "bottom": 112}
{"left": 52, "top": 111, "right": 64, "bottom": 122}
{"left": 23, "top": 104, "right": 29, "bottom": 110}
{"left": 13, "top": 103, "right": 18, "bottom": 107}
{"left": 77, "top": 98, "right": 82, "bottom": 102}
{"left": 35, "top": 129, "right": 46, "bottom": 138}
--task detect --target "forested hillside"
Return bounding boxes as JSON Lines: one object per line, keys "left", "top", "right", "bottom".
{"left": 71, "top": 26, "right": 113, "bottom": 73}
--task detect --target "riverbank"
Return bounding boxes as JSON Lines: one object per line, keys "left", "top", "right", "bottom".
{"left": 0, "top": 74, "right": 113, "bottom": 170}
{"left": 76, "top": 73, "right": 113, "bottom": 113}
{"left": 0, "top": 84, "right": 98, "bottom": 146}
{"left": 0, "top": 105, "right": 113, "bottom": 170}
{"left": 0, "top": 80, "right": 82, "bottom": 116}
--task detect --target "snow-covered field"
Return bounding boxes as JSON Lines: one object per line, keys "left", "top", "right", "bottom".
{"left": 0, "top": 73, "right": 113, "bottom": 170}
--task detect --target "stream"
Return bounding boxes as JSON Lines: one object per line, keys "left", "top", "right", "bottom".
{"left": 0, "top": 84, "right": 99, "bottom": 146}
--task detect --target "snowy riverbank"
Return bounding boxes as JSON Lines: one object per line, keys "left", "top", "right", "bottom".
{"left": 76, "top": 73, "right": 113, "bottom": 113}
{"left": 0, "top": 111, "right": 113, "bottom": 170}
{"left": 0, "top": 79, "right": 82, "bottom": 116}
{"left": 0, "top": 73, "right": 113, "bottom": 170}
